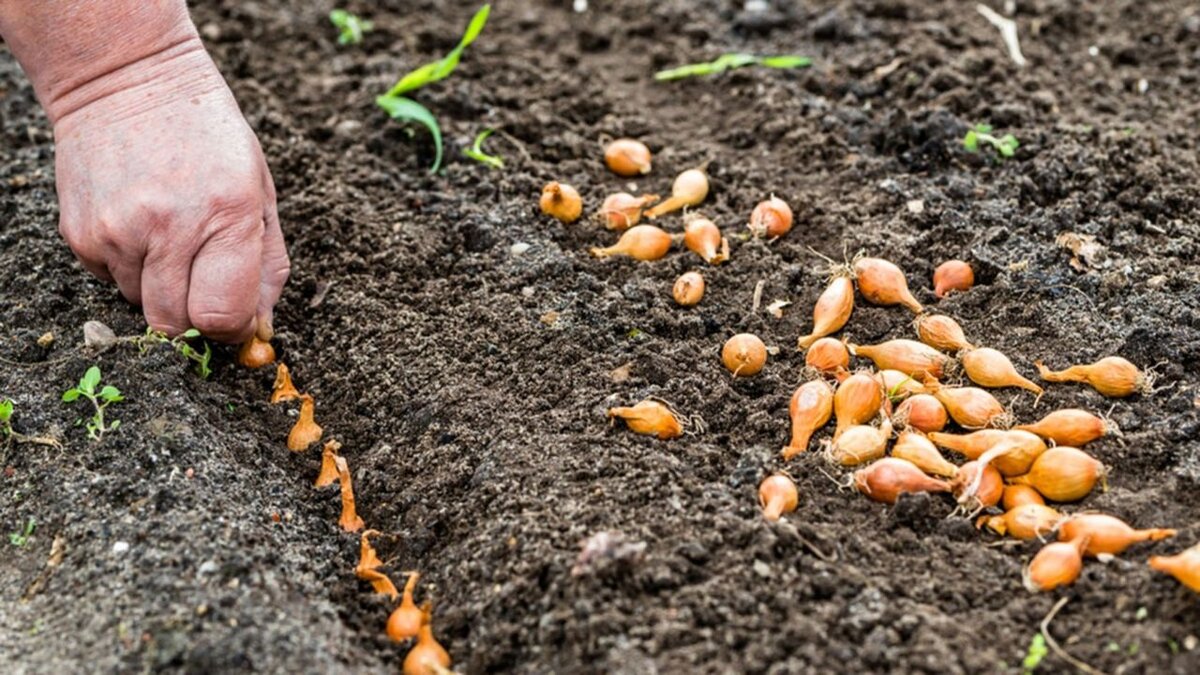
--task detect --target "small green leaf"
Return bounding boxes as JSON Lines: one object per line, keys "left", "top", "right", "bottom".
{"left": 1022, "top": 633, "right": 1047, "bottom": 672}
{"left": 963, "top": 130, "right": 979, "bottom": 152}
{"left": 99, "top": 386, "right": 122, "bottom": 402}
{"left": 0, "top": 399, "right": 12, "bottom": 423}
{"left": 330, "top": 9, "right": 372, "bottom": 46}
{"left": 80, "top": 366, "right": 101, "bottom": 394}
{"left": 62, "top": 389, "right": 81, "bottom": 403}
{"left": 377, "top": 95, "right": 444, "bottom": 172}
{"left": 181, "top": 328, "right": 201, "bottom": 339}
{"left": 386, "top": 4, "right": 491, "bottom": 97}
{"left": 655, "top": 53, "right": 810, "bottom": 81}
{"left": 974, "top": 123, "right": 994, "bottom": 134}
{"left": 109, "top": 420, "right": 121, "bottom": 430}
{"left": 462, "top": 129, "right": 504, "bottom": 169}
{"left": 758, "top": 55, "right": 813, "bottom": 69}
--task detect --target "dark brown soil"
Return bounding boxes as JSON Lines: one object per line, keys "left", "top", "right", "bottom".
{"left": 3, "top": 0, "right": 1200, "bottom": 672}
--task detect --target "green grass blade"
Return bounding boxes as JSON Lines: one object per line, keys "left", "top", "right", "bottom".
{"left": 656, "top": 53, "right": 810, "bottom": 80}
{"left": 463, "top": 129, "right": 504, "bottom": 169}
{"left": 759, "top": 55, "right": 812, "bottom": 69}
{"left": 387, "top": 4, "right": 491, "bottom": 97}
{"left": 377, "top": 95, "right": 444, "bottom": 172}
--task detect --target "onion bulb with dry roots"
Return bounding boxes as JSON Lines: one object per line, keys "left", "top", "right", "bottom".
{"left": 540, "top": 182, "right": 583, "bottom": 223}
{"left": 1010, "top": 446, "right": 1107, "bottom": 502}
{"left": 607, "top": 400, "right": 683, "bottom": 439}
{"left": 927, "top": 429, "right": 1010, "bottom": 460}
{"left": 913, "top": 314, "right": 973, "bottom": 352}
{"left": 335, "top": 455, "right": 365, "bottom": 532}
{"left": 891, "top": 430, "right": 957, "bottom": 478}
{"left": 933, "top": 260, "right": 974, "bottom": 298}
{"left": 604, "top": 138, "right": 652, "bottom": 176}
{"left": 645, "top": 168, "right": 708, "bottom": 218}
{"left": 722, "top": 333, "right": 767, "bottom": 377}
{"left": 854, "top": 457, "right": 952, "bottom": 504}
{"left": 927, "top": 429, "right": 1045, "bottom": 476}
{"left": 1002, "top": 484, "right": 1046, "bottom": 510}
{"left": 1024, "top": 536, "right": 1090, "bottom": 593}
{"left": 238, "top": 335, "right": 276, "bottom": 369}
{"left": 877, "top": 370, "right": 927, "bottom": 400}
{"left": 833, "top": 372, "right": 884, "bottom": 439}
{"left": 849, "top": 339, "right": 950, "bottom": 379}
{"left": 1149, "top": 544, "right": 1200, "bottom": 593}
{"left": 387, "top": 572, "right": 424, "bottom": 641}
{"left": 1015, "top": 408, "right": 1116, "bottom": 447}
{"left": 1035, "top": 356, "right": 1152, "bottom": 398}
{"left": 826, "top": 416, "right": 893, "bottom": 467}
{"left": 402, "top": 605, "right": 452, "bottom": 675}
{"left": 759, "top": 474, "right": 799, "bottom": 521}
{"left": 797, "top": 274, "right": 855, "bottom": 350}
{"left": 599, "top": 193, "right": 658, "bottom": 231}
{"left": 960, "top": 347, "right": 1043, "bottom": 395}
{"left": 951, "top": 456, "right": 1005, "bottom": 511}
{"left": 287, "top": 394, "right": 322, "bottom": 451}
{"left": 893, "top": 394, "right": 948, "bottom": 433}
{"left": 782, "top": 379, "right": 834, "bottom": 459}
{"left": 590, "top": 225, "right": 671, "bottom": 261}
{"left": 270, "top": 363, "right": 300, "bottom": 403}
{"left": 924, "top": 377, "right": 1010, "bottom": 429}
{"left": 314, "top": 439, "right": 342, "bottom": 488}
{"left": 978, "top": 504, "right": 1063, "bottom": 540}
{"left": 683, "top": 215, "right": 729, "bottom": 264}
{"left": 804, "top": 337, "right": 849, "bottom": 376}
{"left": 672, "top": 272, "right": 705, "bottom": 307}
{"left": 1058, "top": 514, "right": 1176, "bottom": 557}
{"left": 748, "top": 196, "right": 793, "bottom": 238}
{"left": 356, "top": 530, "right": 399, "bottom": 599}
{"left": 853, "top": 257, "right": 923, "bottom": 314}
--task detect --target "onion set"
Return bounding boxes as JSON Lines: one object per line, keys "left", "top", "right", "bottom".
{"left": 645, "top": 168, "right": 708, "bottom": 218}
{"left": 782, "top": 380, "right": 834, "bottom": 459}
{"left": 607, "top": 400, "right": 683, "bottom": 439}
{"left": 803, "top": 337, "right": 849, "bottom": 376}
{"left": 1024, "top": 535, "right": 1090, "bottom": 592}
{"left": 924, "top": 378, "right": 1010, "bottom": 429}
{"left": 1149, "top": 544, "right": 1200, "bottom": 593}
{"left": 599, "top": 193, "right": 658, "bottom": 231}
{"left": 890, "top": 430, "right": 957, "bottom": 478}
{"left": 759, "top": 474, "right": 799, "bottom": 521}
{"left": 853, "top": 257, "right": 923, "bottom": 314}
{"left": 387, "top": 572, "right": 424, "bottom": 641}
{"left": 722, "top": 333, "right": 767, "bottom": 377}
{"left": 1015, "top": 408, "right": 1116, "bottom": 447}
{"left": 854, "top": 457, "right": 952, "bottom": 504}
{"left": 826, "top": 417, "right": 893, "bottom": 467}
{"left": 356, "top": 530, "right": 399, "bottom": 599}
{"left": 238, "top": 336, "right": 276, "bottom": 369}
{"left": 540, "top": 182, "right": 583, "bottom": 224}
{"left": 590, "top": 225, "right": 672, "bottom": 261}
{"left": 849, "top": 339, "right": 950, "bottom": 379}
{"left": 978, "top": 503, "right": 1062, "bottom": 540}
{"left": 748, "top": 196, "right": 793, "bottom": 238}
{"left": 287, "top": 394, "right": 323, "bottom": 451}
{"left": 913, "top": 314, "right": 973, "bottom": 352}
{"left": 1010, "top": 446, "right": 1107, "bottom": 502}
{"left": 683, "top": 215, "right": 730, "bottom": 264}
{"left": 960, "top": 347, "right": 1043, "bottom": 395}
{"left": 315, "top": 439, "right": 341, "bottom": 488}
{"left": 672, "top": 272, "right": 705, "bottom": 306}
{"left": 1035, "top": 356, "right": 1152, "bottom": 398}
{"left": 933, "top": 260, "right": 974, "bottom": 298}
{"left": 1002, "top": 484, "right": 1046, "bottom": 510}
{"left": 604, "top": 138, "right": 652, "bottom": 176}
{"left": 270, "top": 363, "right": 300, "bottom": 403}
{"left": 833, "top": 372, "right": 884, "bottom": 439}
{"left": 1057, "top": 514, "right": 1175, "bottom": 557}
{"left": 402, "top": 605, "right": 451, "bottom": 675}
{"left": 796, "top": 274, "right": 854, "bottom": 350}
{"left": 335, "top": 454, "right": 365, "bottom": 532}
{"left": 893, "top": 394, "right": 948, "bottom": 433}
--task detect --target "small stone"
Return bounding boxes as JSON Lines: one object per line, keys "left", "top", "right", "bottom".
{"left": 112, "top": 541, "right": 130, "bottom": 555}
{"left": 333, "top": 119, "right": 362, "bottom": 138}
{"left": 200, "top": 23, "right": 222, "bottom": 41}
{"left": 83, "top": 321, "right": 118, "bottom": 349}
{"left": 753, "top": 559, "right": 772, "bottom": 578}
{"left": 510, "top": 242, "right": 532, "bottom": 255}
{"left": 906, "top": 199, "right": 924, "bottom": 214}
{"left": 198, "top": 560, "right": 219, "bottom": 575}
{"left": 36, "top": 332, "right": 54, "bottom": 348}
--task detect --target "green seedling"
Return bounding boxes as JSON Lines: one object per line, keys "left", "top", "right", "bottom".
{"left": 62, "top": 366, "right": 123, "bottom": 441}
{"left": 0, "top": 399, "right": 12, "bottom": 438}
{"left": 655, "top": 53, "right": 812, "bottom": 81}
{"left": 0, "top": 399, "right": 59, "bottom": 448}
{"left": 376, "top": 4, "right": 491, "bottom": 173}
{"left": 137, "top": 328, "right": 212, "bottom": 378}
{"left": 1022, "top": 633, "right": 1047, "bottom": 672}
{"left": 9, "top": 518, "right": 35, "bottom": 547}
{"left": 329, "top": 9, "right": 373, "bottom": 46}
{"left": 963, "top": 123, "right": 1019, "bottom": 159}
{"left": 462, "top": 128, "right": 503, "bottom": 169}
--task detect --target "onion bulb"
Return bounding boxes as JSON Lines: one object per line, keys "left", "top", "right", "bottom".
{"left": 928, "top": 429, "right": 1044, "bottom": 476}
{"left": 271, "top": 363, "right": 300, "bottom": 403}
{"left": 1002, "top": 484, "right": 1046, "bottom": 511}
{"left": 540, "top": 182, "right": 583, "bottom": 223}
{"left": 1010, "top": 446, "right": 1107, "bottom": 502}
{"left": 387, "top": 572, "right": 424, "bottom": 641}
{"left": 748, "top": 196, "right": 794, "bottom": 238}
{"left": 335, "top": 455, "right": 365, "bottom": 532}
{"left": 599, "top": 192, "right": 658, "bottom": 231}
{"left": 590, "top": 224, "right": 671, "bottom": 261}
{"left": 238, "top": 335, "right": 276, "bottom": 369}
{"left": 913, "top": 314, "right": 973, "bottom": 352}
{"left": 759, "top": 474, "right": 799, "bottom": 521}
{"left": 402, "top": 605, "right": 451, "bottom": 675}
{"left": 782, "top": 380, "right": 834, "bottom": 459}
{"left": 849, "top": 339, "right": 950, "bottom": 379}
{"left": 833, "top": 372, "right": 884, "bottom": 439}
{"left": 1024, "top": 536, "right": 1090, "bottom": 592}
{"left": 1149, "top": 544, "right": 1200, "bottom": 593}
{"left": 933, "top": 260, "right": 974, "bottom": 298}
{"left": 683, "top": 215, "right": 729, "bottom": 264}
{"left": 314, "top": 439, "right": 341, "bottom": 488}
{"left": 891, "top": 430, "right": 957, "bottom": 478}
{"left": 797, "top": 274, "right": 855, "bottom": 350}
{"left": 607, "top": 400, "right": 683, "bottom": 439}
{"left": 960, "top": 347, "right": 1043, "bottom": 395}
{"left": 1058, "top": 514, "right": 1176, "bottom": 557}
{"left": 672, "top": 271, "right": 705, "bottom": 306}
{"left": 1015, "top": 408, "right": 1116, "bottom": 447}
{"left": 826, "top": 416, "right": 893, "bottom": 467}
{"left": 927, "top": 429, "right": 1011, "bottom": 460}
{"left": 804, "top": 337, "right": 849, "bottom": 376}
{"left": 645, "top": 168, "right": 708, "bottom": 218}
{"left": 893, "top": 394, "right": 948, "bottom": 433}
{"left": 287, "top": 394, "right": 322, "bottom": 451}
{"left": 877, "top": 370, "right": 927, "bottom": 400}
{"left": 951, "top": 456, "right": 1005, "bottom": 511}
{"left": 1035, "top": 356, "right": 1152, "bottom": 398}
{"left": 978, "top": 503, "right": 1063, "bottom": 540}
{"left": 853, "top": 257, "right": 923, "bottom": 314}
{"left": 356, "top": 530, "right": 399, "bottom": 599}
{"left": 604, "top": 138, "right": 652, "bottom": 176}
{"left": 853, "top": 457, "right": 952, "bottom": 504}
{"left": 924, "top": 378, "right": 1010, "bottom": 429}
{"left": 722, "top": 333, "right": 767, "bottom": 377}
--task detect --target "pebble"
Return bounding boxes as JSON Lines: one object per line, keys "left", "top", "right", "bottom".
{"left": 510, "top": 242, "right": 532, "bottom": 255}
{"left": 112, "top": 541, "right": 130, "bottom": 555}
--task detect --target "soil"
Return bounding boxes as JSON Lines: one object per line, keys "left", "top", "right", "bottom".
{"left": 3, "top": 0, "right": 1200, "bottom": 673}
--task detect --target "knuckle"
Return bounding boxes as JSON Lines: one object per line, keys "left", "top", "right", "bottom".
{"left": 191, "top": 308, "right": 251, "bottom": 337}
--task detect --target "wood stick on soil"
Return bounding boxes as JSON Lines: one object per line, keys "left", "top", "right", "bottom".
{"left": 1040, "top": 597, "right": 1105, "bottom": 675}
{"left": 977, "top": 4, "right": 1028, "bottom": 67}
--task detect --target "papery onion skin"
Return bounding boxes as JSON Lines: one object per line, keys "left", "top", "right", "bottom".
{"left": 590, "top": 225, "right": 672, "bottom": 261}
{"left": 1024, "top": 536, "right": 1089, "bottom": 593}
{"left": 604, "top": 138, "right": 652, "bottom": 176}
{"left": 1149, "top": 544, "right": 1200, "bottom": 593}
{"left": 893, "top": 394, "right": 948, "bottom": 433}
{"left": 607, "top": 400, "right": 684, "bottom": 439}
{"left": 1010, "top": 446, "right": 1107, "bottom": 502}
{"left": 599, "top": 192, "right": 657, "bottom": 231}
{"left": 673, "top": 272, "right": 706, "bottom": 306}
{"left": 826, "top": 417, "right": 892, "bottom": 467}
{"left": 833, "top": 372, "right": 885, "bottom": 439}
{"left": 961, "top": 347, "right": 1044, "bottom": 395}
{"left": 914, "top": 314, "right": 973, "bottom": 352}
{"left": 1015, "top": 408, "right": 1114, "bottom": 447}
{"left": 979, "top": 503, "right": 1063, "bottom": 540}
{"left": 540, "top": 182, "right": 583, "bottom": 223}
{"left": 804, "top": 337, "right": 850, "bottom": 375}
{"left": 748, "top": 196, "right": 794, "bottom": 238}
{"left": 1035, "top": 356, "right": 1152, "bottom": 398}
{"left": 287, "top": 394, "right": 323, "bottom": 451}
{"left": 722, "top": 333, "right": 767, "bottom": 377}
{"left": 759, "top": 474, "right": 799, "bottom": 521}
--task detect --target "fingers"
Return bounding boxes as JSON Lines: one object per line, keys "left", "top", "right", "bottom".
{"left": 140, "top": 245, "right": 192, "bottom": 336}
{"left": 187, "top": 218, "right": 263, "bottom": 343}
{"left": 255, "top": 172, "right": 290, "bottom": 341}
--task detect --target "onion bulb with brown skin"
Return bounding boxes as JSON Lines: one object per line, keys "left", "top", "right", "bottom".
{"left": 335, "top": 455, "right": 365, "bottom": 532}
{"left": 849, "top": 339, "right": 950, "bottom": 379}
{"left": 387, "top": 572, "right": 423, "bottom": 641}
{"left": 923, "top": 377, "right": 1010, "bottom": 429}
{"left": 782, "top": 380, "right": 834, "bottom": 459}
{"left": 877, "top": 370, "right": 927, "bottom": 400}
{"left": 1002, "top": 484, "right": 1046, "bottom": 511}
{"left": 759, "top": 474, "right": 799, "bottom": 521}
{"left": 356, "top": 530, "right": 400, "bottom": 599}
{"left": 748, "top": 196, "right": 793, "bottom": 238}
{"left": 891, "top": 430, "right": 957, "bottom": 478}
{"left": 238, "top": 335, "right": 276, "bottom": 369}
{"left": 826, "top": 416, "right": 893, "bottom": 467}
{"left": 287, "top": 394, "right": 322, "bottom": 451}
{"left": 1035, "top": 356, "right": 1152, "bottom": 398}
{"left": 1015, "top": 409, "right": 1116, "bottom": 448}
{"left": 1057, "top": 514, "right": 1176, "bottom": 557}
{"left": 893, "top": 394, "right": 948, "bottom": 433}
{"left": 1024, "top": 535, "right": 1090, "bottom": 593}
{"left": 402, "top": 605, "right": 451, "bottom": 675}
{"left": 270, "top": 363, "right": 300, "bottom": 404}
{"left": 683, "top": 215, "right": 729, "bottom": 264}
{"left": 604, "top": 138, "right": 652, "bottom": 176}
{"left": 607, "top": 400, "right": 683, "bottom": 439}
{"left": 645, "top": 168, "right": 708, "bottom": 218}
{"left": 951, "top": 456, "right": 1005, "bottom": 511}
{"left": 804, "top": 337, "right": 849, "bottom": 376}
{"left": 672, "top": 272, "right": 705, "bottom": 307}
{"left": 598, "top": 193, "right": 658, "bottom": 231}
{"left": 1149, "top": 544, "right": 1200, "bottom": 593}
{"left": 1010, "top": 446, "right": 1107, "bottom": 502}
{"left": 960, "top": 347, "right": 1043, "bottom": 395}
{"left": 853, "top": 257, "right": 923, "bottom": 314}
{"left": 590, "top": 225, "right": 672, "bottom": 261}
{"left": 540, "top": 182, "right": 583, "bottom": 223}
{"left": 796, "top": 273, "right": 855, "bottom": 350}
{"left": 978, "top": 503, "right": 1063, "bottom": 540}
{"left": 913, "top": 314, "right": 973, "bottom": 353}
{"left": 722, "top": 333, "right": 767, "bottom": 377}
{"left": 927, "top": 429, "right": 1011, "bottom": 460}
{"left": 833, "top": 372, "right": 884, "bottom": 439}
{"left": 853, "top": 457, "right": 952, "bottom": 504}
{"left": 933, "top": 260, "right": 974, "bottom": 298}
{"left": 314, "top": 439, "right": 341, "bottom": 488}
{"left": 927, "top": 429, "right": 1045, "bottom": 476}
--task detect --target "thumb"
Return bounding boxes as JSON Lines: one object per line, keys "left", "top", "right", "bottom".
{"left": 255, "top": 194, "right": 290, "bottom": 341}
{"left": 188, "top": 218, "right": 262, "bottom": 343}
